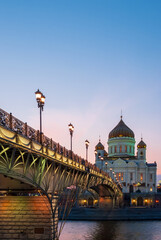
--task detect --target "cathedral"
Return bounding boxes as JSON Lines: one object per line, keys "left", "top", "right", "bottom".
{"left": 95, "top": 117, "right": 157, "bottom": 199}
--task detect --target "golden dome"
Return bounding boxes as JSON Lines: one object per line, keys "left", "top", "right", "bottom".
{"left": 137, "top": 139, "right": 146, "bottom": 148}
{"left": 109, "top": 119, "right": 134, "bottom": 139}
{"left": 95, "top": 141, "right": 104, "bottom": 150}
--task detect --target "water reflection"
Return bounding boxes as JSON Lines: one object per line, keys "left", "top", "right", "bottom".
{"left": 60, "top": 221, "right": 161, "bottom": 240}
{"left": 85, "top": 221, "right": 161, "bottom": 240}
{"left": 85, "top": 221, "right": 117, "bottom": 240}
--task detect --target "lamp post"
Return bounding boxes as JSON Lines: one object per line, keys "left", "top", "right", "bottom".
{"left": 105, "top": 161, "right": 108, "bottom": 172}
{"left": 85, "top": 140, "right": 89, "bottom": 161}
{"left": 35, "top": 89, "right": 46, "bottom": 144}
{"left": 110, "top": 168, "right": 112, "bottom": 177}
{"left": 100, "top": 157, "right": 104, "bottom": 170}
{"left": 68, "top": 123, "right": 74, "bottom": 158}
{"left": 112, "top": 171, "right": 115, "bottom": 180}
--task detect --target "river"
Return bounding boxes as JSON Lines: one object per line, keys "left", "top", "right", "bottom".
{"left": 59, "top": 221, "right": 161, "bottom": 240}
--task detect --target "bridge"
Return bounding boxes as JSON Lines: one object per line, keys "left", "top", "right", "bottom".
{"left": 0, "top": 108, "right": 123, "bottom": 240}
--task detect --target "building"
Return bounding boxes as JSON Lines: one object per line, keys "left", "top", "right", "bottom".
{"left": 95, "top": 116, "right": 157, "bottom": 206}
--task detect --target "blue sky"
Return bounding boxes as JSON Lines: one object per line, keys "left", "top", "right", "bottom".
{"left": 0, "top": 1, "right": 161, "bottom": 176}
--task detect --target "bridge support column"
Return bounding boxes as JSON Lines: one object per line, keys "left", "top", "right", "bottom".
{"left": 51, "top": 196, "right": 59, "bottom": 240}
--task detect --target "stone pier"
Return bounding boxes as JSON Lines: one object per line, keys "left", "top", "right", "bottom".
{"left": 0, "top": 196, "right": 54, "bottom": 239}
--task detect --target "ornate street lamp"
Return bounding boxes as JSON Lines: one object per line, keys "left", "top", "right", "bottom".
{"left": 35, "top": 89, "right": 46, "bottom": 144}
{"left": 85, "top": 140, "right": 90, "bottom": 161}
{"left": 68, "top": 123, "right": 74, "bottom": 158}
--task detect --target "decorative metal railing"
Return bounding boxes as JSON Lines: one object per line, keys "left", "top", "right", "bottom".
{"left": 0, "top": 109, "right": 95, "bottom": 168}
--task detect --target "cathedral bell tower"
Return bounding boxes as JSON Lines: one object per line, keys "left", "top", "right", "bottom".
{"left": 95, "top": 140, "right": 105, "bottom": 169}
{"left": 137, "top": 138, "right": 146, "bottom": 161}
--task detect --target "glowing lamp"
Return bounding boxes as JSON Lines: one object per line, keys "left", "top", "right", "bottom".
{"left": 68, "top": 123, "right": 74, "bottom": 133}
{"left": 85, "top": 139, "right": 90, "bottom": 147}
{"left": 41, "top": 94, "right": 45, "bottom": 104}
{"left": 35, "top": 89, "right": 42, "bottom": 101}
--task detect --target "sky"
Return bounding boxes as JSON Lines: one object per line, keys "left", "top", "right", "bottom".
{"left": 0, "top": 1, "right": 161, "bottom": 177}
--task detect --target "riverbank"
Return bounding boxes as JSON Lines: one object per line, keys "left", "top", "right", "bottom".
{"left": 67, "top": 207, "right": 161, "bottom": 220}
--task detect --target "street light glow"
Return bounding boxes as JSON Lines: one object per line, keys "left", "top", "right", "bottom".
{"left": 85, "top": 139, "right": 90, "bottom": 147}
{"left": 35, "top": 89, "right": 42, "bottom": 101}
{"left": 68, "top": 123, "right": 74, "bottom": 133}
{"left": 41, "top": 94, "right": 46, "bottom": 104}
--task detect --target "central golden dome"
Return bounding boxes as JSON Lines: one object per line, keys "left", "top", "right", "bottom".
{"left": 109, "top": 119, "right": 134, "bottom": 139}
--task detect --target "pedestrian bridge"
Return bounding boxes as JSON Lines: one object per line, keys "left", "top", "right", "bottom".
{"left": 0, "top": 108, "right": 123, "bottom": 240}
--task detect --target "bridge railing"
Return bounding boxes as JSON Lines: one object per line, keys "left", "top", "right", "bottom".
{"left": 0, "top": 108, "right": 122, "bottom": 190}
{"left": 0, "top": 108, "right": 91, "bottom": 167}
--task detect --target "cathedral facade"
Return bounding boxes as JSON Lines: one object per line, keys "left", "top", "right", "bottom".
{"left": 95, "top": 117, "right": 157, "bottom": 195}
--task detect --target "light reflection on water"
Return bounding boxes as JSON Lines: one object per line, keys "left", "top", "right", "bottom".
{"left": 59, "top": 221, "right": 161, "bottom": 240}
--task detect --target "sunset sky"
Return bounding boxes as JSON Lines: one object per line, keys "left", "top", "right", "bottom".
{"left": 0, "top": 1, "right": 161, "bottom": 177}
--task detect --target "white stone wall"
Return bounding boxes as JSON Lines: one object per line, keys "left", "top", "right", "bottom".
{"left": 102, "top": 158, "right": 157, "bottom": 194}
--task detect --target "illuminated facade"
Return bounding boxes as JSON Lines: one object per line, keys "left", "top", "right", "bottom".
{"left": 95, "top": 117, "right": 157, "bottom": 195}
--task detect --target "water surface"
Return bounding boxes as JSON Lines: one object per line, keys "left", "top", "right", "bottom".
{"left": 59, "top": 221, "right": 161, "bottom": 240}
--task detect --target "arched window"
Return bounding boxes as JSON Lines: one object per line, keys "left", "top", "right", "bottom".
{"left": 130, "top": 172, "right": 133, "bottom": 181}
{"left": 119, "top": 172, "right": 121, "bottom": 180}
{"left": 140, "top": 151, "right": 143, "bottom": 156}
{"left": 120, "top": 145, "right": 122, "bottom": 153}
{"left": 140, "top": 173, "right": 143, "bottom": 181}
{"left": 115, "top": 146, "right": 117, "bottom": 153}
{"left": 121, "top": 172, "right": 124, "bottom": 181}
{"left": 125, "top": 145, "right": 127, "bottom": 153}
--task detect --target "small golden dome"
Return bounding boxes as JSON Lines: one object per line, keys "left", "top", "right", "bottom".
{"left": 95, "top": 141, "right": 104, "bottom": 150}
{"left": 137, "top": 139, "right": 146, "bottom": 148}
